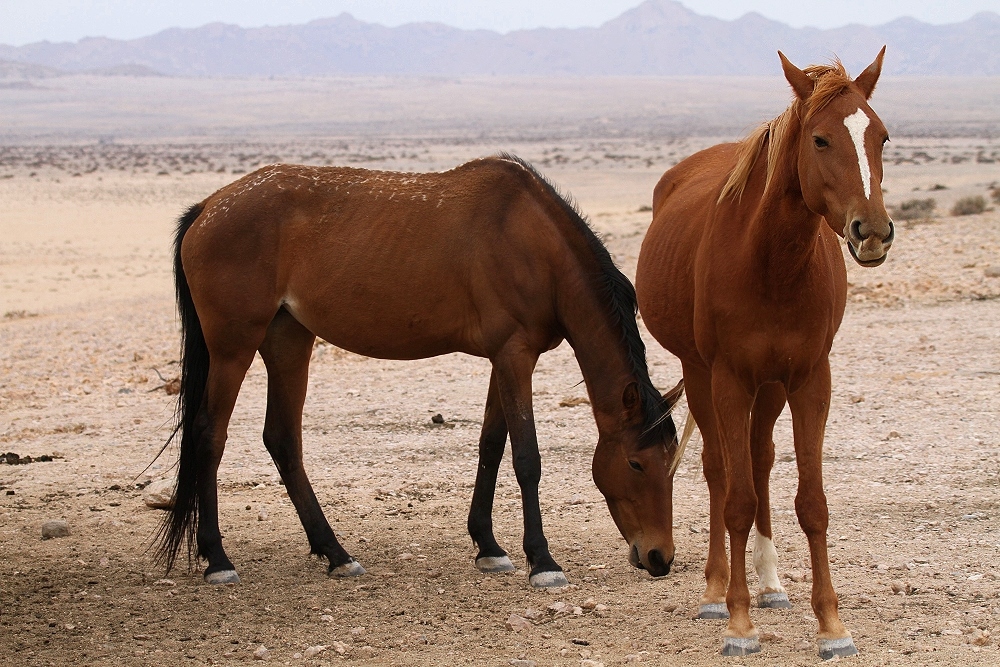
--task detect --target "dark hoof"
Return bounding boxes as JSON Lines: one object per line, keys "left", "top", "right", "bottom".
{"left": 758, "top": 591, "right": 792, "bottom": 608}
{"left": 529, "top": 570, "right": 569, "bottom": 588}
{"left": 329, "top": 560, "right": 366, "bottom": 578}
{"left": 476, "top": 555, "right": 516, "bottom": 574}
{"left": 204, "top": 569, "right": 240, "bottom": 585}
{"left": 721, "top": 636, "right": 761, "bottom": 656}
{"left": 697, "top": 603, "right": 730, "bottom": 619}
{"left": 818, "top": 637, "right": 858, "bottom": 660}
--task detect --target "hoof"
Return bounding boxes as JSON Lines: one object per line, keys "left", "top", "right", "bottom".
{"left": 204, "top": 569, "right": 240, "bottom": 585}
{"left": 529, "top": 570, "right": 569, "bottom": 588}
{"left": 476, "top": 555, "right": 516, "bottom": 574}
{"left": 697, "top": 603, "right": 730, "bottom": 619}
{"left": 758, "top": 591, "right": 792, "bottom": 609}
{"left": 818, "top": 637, "right": 858, "bottom": 660}
{"left": 329, "top": 560, "right": 366, "bottom": 578}
{"left": 721, "top": 636, "right": 761, "bottom": 657}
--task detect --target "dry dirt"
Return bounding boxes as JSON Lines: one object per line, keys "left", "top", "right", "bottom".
{"left": 1, "top": 113, "right": 1000, "bottom": 666}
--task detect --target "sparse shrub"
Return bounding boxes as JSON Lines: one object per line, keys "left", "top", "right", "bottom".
{"left": 891, "top": 198, "right": 936, "bottom": 221}
{"left": 990, "top": 184, "right": 1000, "bottom": 205}
{"left": 951, "top": 196, "right": 987, "bottom": 217}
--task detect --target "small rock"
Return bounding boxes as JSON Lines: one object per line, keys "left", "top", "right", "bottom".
{"left": 143, "top": 479, "right": 175, "bottom": 510}
{"left": 509, "top": 660, "right": 537, "bottom": 667}
{"left": 153, "top": 578, "right": 176, "bottom": 587}
{"left": 350, "top": 626, "right": 366, "bottom": 639}
{"left": 356, "top": 646, "right": 376, "bottom": 658}
{"left": 547, "top": 601, "right": 571, "bottom": 616}
{"left": 984, "top": 266, "right": 1000, "bottom": 278}
{"left": 760, "top": 631, "right": 785, "bottom": 642}
{"left": 303, "top": 645, "right": 326, "bottom": 658}
{"left": 568, "top": 494, "right": 585, "bottom": 505}
{"left": 320, "top": 614, "right": 334, "bottom": 622}
{"left": 859, "top": 594, "right": 872, "bottom": 604}
{"left": 253, "top": 645, "right": 270, "bottom": 661}
{"left": 523, "top": 608, "right": 544, "bottom": 621}
{"left": 887, "top": 430, "right": 901, "bottom": 439}
{"left": 663, "top": 603, "right": 677, "bottom": 613}
{"left": 969, "top": 629, "right": 991, "bottom": 646}
{"left": 257, "top": 508, "right": 268, "bottom": 521}
{"left": 572, "top": 606, "right": 583, "bottom": 616}
{"left": 785, "top": 569, "right": 805, "bottom": 583}
{"left": 41, "top": 520, "right": 70, "bottom": 540}
{"left": 431, "top": 414, "right": 445, "bottom": 424}
{"left": 594, "top": 603, "right": 609, "bottom": 614}
{"left": 506, "top": 614, "right": 532, "bottom": 632}
{"left": 571, "top": 638, "right": 590, "bottom": 646}
{"left": 891, "top": 580, "right": 912, "bottom": 595}
{"left": 581, "top": 598, "right": 598, "bottom": 610}
{"left": 580, "top": 660, "right": 604, "bottom": 667}
{"left": 330, "top": 641, "right": 348, "bottom": 654}
{"left": 291, "top": 653, "right": 302, "bottom": 660}
{"left": 794, "top": 639, "right": 812, "bottom": 651}
{"left": 850, "top": 394, "right": 865, "bottom": 403}
{"left": 398, "top": 552, "right": 413, "bottom": 561}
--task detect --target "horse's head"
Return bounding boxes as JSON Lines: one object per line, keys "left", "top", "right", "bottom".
{"left": 781, "top": 47, "right": 894, "bottom": 267}
{"left": 592, "top": 379, "right": 685, "bottom": 578}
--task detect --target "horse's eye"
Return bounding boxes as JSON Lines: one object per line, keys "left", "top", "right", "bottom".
{"left": 628, "top": 460, "right": 644, "bottom": 472}
{"left": 813, "top": 136, "right": 829, "bottom": 149}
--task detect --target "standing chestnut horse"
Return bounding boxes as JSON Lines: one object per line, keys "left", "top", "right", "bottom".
{"left": 636, "top": 50, "right": 892, "bottom": 657}
{"left": 158, "top": 154, "right": 684, "bottom": 589}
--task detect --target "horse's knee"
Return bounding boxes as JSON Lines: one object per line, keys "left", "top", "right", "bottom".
{"left": 795, "top": 491, "right": 829, "bottom": 536}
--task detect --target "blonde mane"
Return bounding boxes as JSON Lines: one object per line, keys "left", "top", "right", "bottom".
{"left": 719, "top": 60, "right": 856, "bottom": 203}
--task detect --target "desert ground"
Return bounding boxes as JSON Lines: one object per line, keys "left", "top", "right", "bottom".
{"left": 1, "top": 75, "right": 1000, "bottom": 667}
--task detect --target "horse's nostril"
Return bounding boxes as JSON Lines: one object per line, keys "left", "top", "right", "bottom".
{"left": 850, "top": 219, "right": 863, "bottom": 240}
{"left": 885, "top": 220, "right": 895, "bottom": 245}
{"left": 648, "top": 549, "right": 671, "bottom": 575}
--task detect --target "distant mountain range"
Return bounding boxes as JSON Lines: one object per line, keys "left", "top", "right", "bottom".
{"left": 2, "top": 0, "right": 999, "bottom": 77}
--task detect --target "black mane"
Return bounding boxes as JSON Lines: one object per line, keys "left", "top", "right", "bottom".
{"left": 497, "top": 153, "right": 677, "bottom": 448}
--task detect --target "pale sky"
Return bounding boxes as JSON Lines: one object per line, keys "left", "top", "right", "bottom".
{"left": 1, "top": 0, "right": 998, "bottom": 46}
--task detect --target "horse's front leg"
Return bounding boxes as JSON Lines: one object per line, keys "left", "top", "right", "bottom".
{"left": 467, "top": 370, "right": 516, "bottom": 574}
{"left": 787, "top": 359, "right": 856, "bottom": 659}
{"left": 711, "top": 363, "right": 759, "bottom": 656}
{"left": 750, "top": 382, "right": 791, "bottom": 609}
{"left": 492, "top": 346, "right": 567, "bottom": 588}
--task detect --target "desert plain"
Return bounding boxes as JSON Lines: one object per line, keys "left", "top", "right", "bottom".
{"left": 1, "top": 73, "right": 1000, "bottom": 666}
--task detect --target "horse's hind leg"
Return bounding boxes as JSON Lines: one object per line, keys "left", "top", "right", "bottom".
{"left": 467, "top": 370, "right": 515, "bottom": 574}
{"left": 259, "top": 309, "right": 362, "bottom": 577}
{"left": 198, "top": 333, "right": 267, "bottom": 584}
{"left": 750, "top": 382, "right": 791, "bottom": 609}
{"left": 492, "top": 346, "right": 568, "bottom": 588}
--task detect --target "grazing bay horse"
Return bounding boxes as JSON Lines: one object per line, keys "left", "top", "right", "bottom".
{"left": 636, "top": 49, "right": 892, "bottom": 657}
{"left": 158, "top": 154, "right": 684, "bottom": 589}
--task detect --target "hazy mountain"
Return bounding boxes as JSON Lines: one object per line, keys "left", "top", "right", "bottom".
{"left": 1, "top": 1, "right": 998, "bottom": 77}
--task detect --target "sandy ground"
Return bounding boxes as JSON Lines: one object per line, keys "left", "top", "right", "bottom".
{"left": 1, "top": 132, "right": 1000, "bottom": 667}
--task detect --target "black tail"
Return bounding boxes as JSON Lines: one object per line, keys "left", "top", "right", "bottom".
{"left": 155, "top": 202, "right": 208, "bottom": 572}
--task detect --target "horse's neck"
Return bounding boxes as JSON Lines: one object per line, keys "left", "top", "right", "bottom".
{"left": 557, "top": 270, "right": 635, "bottom": 432}
{"left": 744, "top": 133, "right": 825, "bottom": 284}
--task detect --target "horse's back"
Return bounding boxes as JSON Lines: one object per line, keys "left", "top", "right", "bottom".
{"left": 180, "top": 159, "right": 569, "bottom": 359}
{"left": 637, "top": 144, "right": 738, "bottom": 361}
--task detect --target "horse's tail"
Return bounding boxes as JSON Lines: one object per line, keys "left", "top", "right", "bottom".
{"left": 669, "top": 407, "right": 699, "bottom": 477}
{"left": 155, "top": 202, "right": 208, "bottom": 572}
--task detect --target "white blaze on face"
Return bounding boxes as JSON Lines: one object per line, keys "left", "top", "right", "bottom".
{"left": 844, "top": 108, "right": 873, "bottom": 200}
{"left": 752, "top": 533, "right": 785, "bottom": 593}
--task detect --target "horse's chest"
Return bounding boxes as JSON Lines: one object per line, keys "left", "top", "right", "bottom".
{"left": 695, "top": 296, "right": 835, "bottom": 380}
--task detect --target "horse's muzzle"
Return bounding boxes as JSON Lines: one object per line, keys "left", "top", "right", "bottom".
{"left": 630, "top": 544, "right": 674, "bottom": 577}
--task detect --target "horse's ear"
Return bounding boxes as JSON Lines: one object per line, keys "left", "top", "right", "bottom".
{"left": 779, "top": 51, "right": 813, "bottom": 100}
{"left": 661, "top": 378, "right": 685, "bottom": 410}
{"left": 622, "top": 381, "right": 642, "bottom": 424}
{"left": 854, "top": 45, "right": 886, "bottom": 100}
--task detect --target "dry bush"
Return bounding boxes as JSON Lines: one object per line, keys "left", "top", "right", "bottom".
{"left": 951, "top": 196, "right": 987, "bottom": 217}
{"left": 990, "top": 184, "right": 1000, "bottom": 204}
{"left": 891, "top": 198, "right": 936, "bottom": 221}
